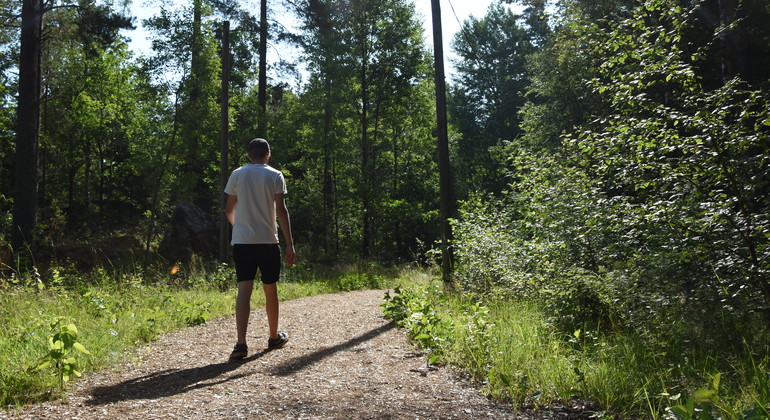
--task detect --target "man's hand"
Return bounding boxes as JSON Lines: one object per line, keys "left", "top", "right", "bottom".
{"left": 285, "top": 246, "right": 296, "bottom": 267}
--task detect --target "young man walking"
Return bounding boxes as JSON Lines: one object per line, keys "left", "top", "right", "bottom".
{"left": 225, "top": 138, "right": 295, "bottom": 360}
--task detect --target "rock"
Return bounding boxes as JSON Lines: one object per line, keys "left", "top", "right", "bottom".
{"left": 158, "top": 201, "right": 218, "bottom": 263}
{"left": 0, "top": 240, "right": 12, "bottom": 268}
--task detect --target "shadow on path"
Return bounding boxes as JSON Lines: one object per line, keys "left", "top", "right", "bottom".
{"left": 85, "top": 323, "right": 394, "bottom": 405}
{"left": 268, "top": 322, "right": 395, "bottom": 377}
{"left": 86, "top": 349, "right": 272, "bottom": 405}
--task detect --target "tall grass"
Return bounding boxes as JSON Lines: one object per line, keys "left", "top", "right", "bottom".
{"left": 382, "top": 282, "right": 770, "bottom": 418}
{"left": 0, "top": 261, "right": 418, "bottom": 408}
{"left": 441, "top": 296, "right": 576, "bottom": 406}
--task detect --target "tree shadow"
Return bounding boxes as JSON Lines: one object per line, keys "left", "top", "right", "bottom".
{"left": 86, "top": 349, "right": 272, "bottom": 406}
{"left": 267, "top": 322, "right": 395, "bottom": 377}
{"left": 85, "top": 322, "right": 395, "bottom": 405}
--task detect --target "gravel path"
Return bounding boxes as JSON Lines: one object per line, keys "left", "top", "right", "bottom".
{"left": 2, "top": 289, "right": 583, "bottom": 419}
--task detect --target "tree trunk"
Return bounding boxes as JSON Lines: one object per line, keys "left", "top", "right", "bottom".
{"left": 191, "top": 0, "right": 202, "bottom": 102}
{"left": 257, "top": 0, "right": 267, "bottom": 137}
{"left": 717, "top": 0, "right": 750, "bottom": 84}
{"left": 12, "top": 0, "right": 44, "bottom": 257}
{"left": 219, "top": 21, "right": 230, "bottom": 263}
{"left": 322, "top": 76, "right": 334, "bottom": 256}
{"left": 360, "top": 63, "right": 371, "bottom": 258}
{"left": 188, "top": 0, "right": 208, "bottom": 208}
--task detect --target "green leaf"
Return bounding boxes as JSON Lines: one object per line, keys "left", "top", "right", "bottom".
{"left": 49, "top": 339, "right": 64, "bottom": 351}
{"left": 711, "top": 372, "right": 721, "bottom": 391}
{"left": 693, "top": 387, "right": 717, "bottom": 403}
{"left": 35, "top": 361, "right": 52, "bottom": 371}
{"left": 73, "top": 342, "right": 91, "bottom": 355}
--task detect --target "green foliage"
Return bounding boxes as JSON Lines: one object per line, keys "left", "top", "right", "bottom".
{"left": 288, "top": 0, "right": 438, "bottom": 261}
{"left": 384, "top": 283, "right": 770, "bottom": 417}
{"left": 382, "top": 285, "right": 449, "bottom": 363}
{"left": 172, "top": 298, "right": 211, "bottom": 327}
{"left": 142, "top": 0, "right": 222, "bottom": 209}
{"left": 451, "top": 194, "right": 535, "bottom": 296}
{"left": 658, "top": 371, "right": 767, "bottom": 420}
{"left": 36, "top": 4, "right": 165, "bottom": 227}
{"left": 32, "top": 317, "right": 92, "bottom": 390}
{"left": 560, "top": 0, "right": 770, "bottom": 329}
{"left": 452, "top": 189, "right": 618, "bottom": 332}
{"left": 382, "top": 286, "right": 578, "bottom": 407}
{"left": 455, "top": 0, "right": 770, "bottom": 339}
{"left": 664, "top": 375, "right": 724, "bottom": 420}
{"left": 448, "top": 0, "right": 770, "bottom": 415}
{"left": 381, "top": 286, "right": 413, "bottom": 325}
{"left": 337, "top": 271, "right": 384, "bottom": 292}
{"left": 5, "top": 0, "right": 442, "bottom": 268}
{"left": 449, "top": 3, "right": 534, "bottom": 195}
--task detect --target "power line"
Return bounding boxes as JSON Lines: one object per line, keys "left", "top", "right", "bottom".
{"left": 444, "top": 0, "right": 478, "bottom": 66}
{"left": 445, "top": 0, "right": 465, "bottom": 29}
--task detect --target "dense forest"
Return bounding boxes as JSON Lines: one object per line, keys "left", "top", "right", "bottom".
{"left": 2, "top": 0, "right": 770, "bottom": 416}
{"left": 3, "top": 0, "right": 451, "bottom": 266}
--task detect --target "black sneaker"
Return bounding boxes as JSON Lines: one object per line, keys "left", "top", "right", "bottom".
{"left": 229, "top": 343, "right": 248, "bottom": 360}
{"left": 267, "top": 332, "right": 289, "bottom": 349}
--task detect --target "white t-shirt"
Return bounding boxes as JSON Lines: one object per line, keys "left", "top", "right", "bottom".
{"left": 224, "top": 163, "right": 287, "bottom": 245}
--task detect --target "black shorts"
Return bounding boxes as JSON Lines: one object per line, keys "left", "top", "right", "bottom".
{"left": 232, "top": 244, "right": 281, "bottom": 284}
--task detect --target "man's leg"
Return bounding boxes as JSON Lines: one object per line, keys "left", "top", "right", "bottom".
{"left": 263, "top": 282, "right": 279, "bottom": 340}
{"left": 235, "top": 280, "right": 254, "bottom": 344}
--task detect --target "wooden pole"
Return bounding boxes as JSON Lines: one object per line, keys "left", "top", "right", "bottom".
{"left": 430, "top": 0, "right": 454, "bottom": 284}
{"left": 219, "top": 21, "right": 230, "bottom": 263}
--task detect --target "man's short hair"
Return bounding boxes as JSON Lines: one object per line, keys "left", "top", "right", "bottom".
{"left": 247, "top": 138, "right": 271, "bottom": 159}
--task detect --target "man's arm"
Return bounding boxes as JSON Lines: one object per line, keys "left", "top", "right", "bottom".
{"left": 226, "top": 194, "right": 237, "bottom": 226}
{"left": 275, "top": 193, "right": 296, "bottom": 267}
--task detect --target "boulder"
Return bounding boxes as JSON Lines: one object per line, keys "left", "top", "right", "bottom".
{"left": 158, "top": 201, "right": 218, "bottom": 263}
{"left": 0, "top": 240, "right": 11, "bottom": 269}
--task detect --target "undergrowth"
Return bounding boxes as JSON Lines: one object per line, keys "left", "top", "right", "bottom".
{"left": 382, "top": 282, "right": 770, "bottom": 419}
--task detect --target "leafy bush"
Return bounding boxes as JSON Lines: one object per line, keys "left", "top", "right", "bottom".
{"left": 564, "top": 0, "right": 770, "bottom": 331}
{"left": 382, "top": 285, "right": 449, "bottom": 363}
{"left": 451, "top": 193, "right": 543, "bottom": 297}
{"left": 447, "top": 0, "right": 770, "bottom": 416}
{"left": 452, "top": 187, "right": 623, "bottom": 333}
{"left": 454, "top": 0, "right": 770, "bottom": 342}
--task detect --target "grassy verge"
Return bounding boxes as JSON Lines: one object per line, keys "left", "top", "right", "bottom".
{"left": 0, "top": 261, "right": 425, "bottom": 408}
{"left": 382, "top": 282, "right": 770, "bottom": 419}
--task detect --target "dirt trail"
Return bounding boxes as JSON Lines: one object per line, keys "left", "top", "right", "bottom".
{"left": 1, "top": 289, "right": 570, "bottom": 419}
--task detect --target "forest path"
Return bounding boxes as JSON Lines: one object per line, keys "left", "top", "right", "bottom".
{"left": 4, "top": 289, "right": 570, "bottom": 419}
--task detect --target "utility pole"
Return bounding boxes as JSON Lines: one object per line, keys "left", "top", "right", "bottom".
{"left": 219, "top": 21, "right": 230, "bottom": 263}
{"left": 431, "top": 0, "right": 455, "bottom": 284}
